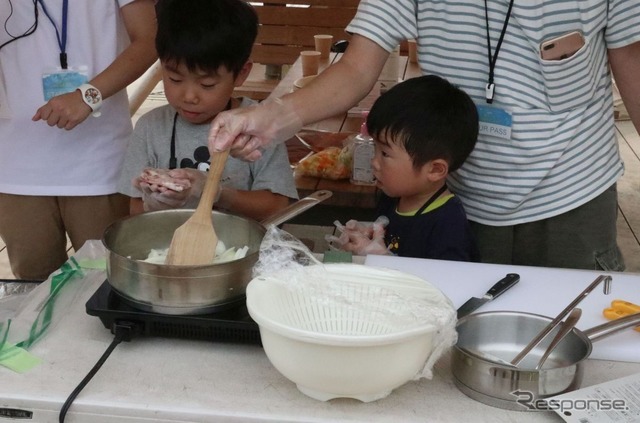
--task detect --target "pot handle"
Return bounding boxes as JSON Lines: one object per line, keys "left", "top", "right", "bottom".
{"left": 583, "top": 312, "right": 640, "bottom": 342}
{"left": 260, "top": 190, "right": 333, "bottom": 227}
{"left": 509, "top": 274, "right": 612, "bottom": 365}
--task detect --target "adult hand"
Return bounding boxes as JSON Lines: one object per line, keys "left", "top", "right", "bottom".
{"left": 208, "top": 98, "right": 303, "bottom": 161}
{"left": 32, "top": 90, "right": 92, "bottom": 130}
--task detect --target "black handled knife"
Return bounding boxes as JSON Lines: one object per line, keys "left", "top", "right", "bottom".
{"left": 456, "top": 273, "right": 520, "bottom": 319}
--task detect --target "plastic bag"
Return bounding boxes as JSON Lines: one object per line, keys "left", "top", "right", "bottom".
{"left": 294, "top": 146, "right": 351, "bottom": 180}
{"left": 0, "top": 240, "right": 107, "bottom": 371}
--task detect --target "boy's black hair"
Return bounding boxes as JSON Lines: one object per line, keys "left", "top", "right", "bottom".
{"left": 367, "top": 75, "right": 479, "bottom": 172}
{"left": 155, "top": 0, "right": 258, "bottom": 76}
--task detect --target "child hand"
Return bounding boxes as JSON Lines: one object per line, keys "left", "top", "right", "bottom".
{"left": 166, "top": 168, "right": 205, "bottom": 204}
{"left": 133, "top": 168, "right": 220, "bottom": 211}
{"left": 136, "top": 182, "right": 189, "bottom": 211}
{"left": 168, "top": 168, "right": 224, "bottom": 207}
{"left": 326, "top": 216, "right": 390, "bottom": 256}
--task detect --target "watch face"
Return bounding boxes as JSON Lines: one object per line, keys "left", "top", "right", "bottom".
{"left": 84, "top": 88, "right": 101, "bottom": 105}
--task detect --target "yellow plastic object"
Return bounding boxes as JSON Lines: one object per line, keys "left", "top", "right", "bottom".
{"left": 603, "top": 299, "right": 640, "bottom": 332}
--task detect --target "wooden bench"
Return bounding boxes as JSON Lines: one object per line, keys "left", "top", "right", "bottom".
{"left": 129, "top": 1, "right": 414, "bottom": 109}
{"left": 234, "top": 0, "right": 360, "bottom": 101}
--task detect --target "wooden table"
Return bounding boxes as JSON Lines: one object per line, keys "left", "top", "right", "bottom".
{"left": 274, "top": 52, "right": 422, "bottom": 223}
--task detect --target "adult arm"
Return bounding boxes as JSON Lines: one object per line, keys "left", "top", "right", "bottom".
{"left": 208, "top": 35, "right": 390, "bottom": 160}
{"left": 608, "top": 41, "right": 640, "bottom": 135}
{"left": 33, "top": 0, "right": 157, "bottom": 130}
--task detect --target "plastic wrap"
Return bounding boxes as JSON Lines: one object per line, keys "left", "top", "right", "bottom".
{"left": 252, "top": 224, "right": 322, "bottom": 277}
{"left": 0, "top": 282, "right": 40, "bottom": 323}
{"left": 0, "top": 281, "right": 39, "bottom": 299}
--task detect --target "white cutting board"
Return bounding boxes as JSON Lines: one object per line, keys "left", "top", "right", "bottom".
{"left": 365, "top": 255, "right": 640, "bottom": 363}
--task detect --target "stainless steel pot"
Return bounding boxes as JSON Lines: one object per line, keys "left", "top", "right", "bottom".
{"left": 102, "top": 191, "right": 332, "bottom": 315}
{"left": 452, "top": 310, "right": 640, "bottom": 411}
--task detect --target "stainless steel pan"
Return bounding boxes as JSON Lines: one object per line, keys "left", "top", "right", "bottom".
{"left": 452, "top": 310, "right": 640, "bottom": 411}
{"left": 102, "top": 191, "right": 331, "bottom": 315}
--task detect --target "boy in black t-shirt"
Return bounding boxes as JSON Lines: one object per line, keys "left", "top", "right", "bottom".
{"left": 331, "top": 75, "right": 480, "bottom": 261}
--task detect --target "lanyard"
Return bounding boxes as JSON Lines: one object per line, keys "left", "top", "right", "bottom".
{"left": 169, "top": 113, "right": 179, "bottom": 169}
{"left": 413, "top": 184, "right": 448, "bottom": 216}
{"left": 37, "top": 0, "right": 69, "bottom": 69}
{"left": 169, "top": 100, "right": 232, "bottom": 169}
{"left": 484, "top": 0, "right": 514, "bottom": 104}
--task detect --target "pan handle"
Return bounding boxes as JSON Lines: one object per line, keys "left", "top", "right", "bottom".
{"left": 583, "top": 312, "right": 640, "bottom": 342}
{"left": 509, "top": 274, "right": 612, "bottom": 365}
{"left": 260, "top": 190, "right": 333, "bottom": 227}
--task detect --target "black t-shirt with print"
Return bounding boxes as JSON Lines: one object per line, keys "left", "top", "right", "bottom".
{"left": 377, "top": 194, "right": 480, "bottom": 262}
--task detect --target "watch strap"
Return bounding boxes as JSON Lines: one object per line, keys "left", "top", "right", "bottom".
{"left": 77, "top": 83, "right": 102, "bottom": 117}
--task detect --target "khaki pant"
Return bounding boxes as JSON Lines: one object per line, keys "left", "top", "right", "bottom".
{"left": 470, "top": 184, "right": 625, "bottom": 271}
{"left": 0, "top": 193, "right": 129, "bottom": 280}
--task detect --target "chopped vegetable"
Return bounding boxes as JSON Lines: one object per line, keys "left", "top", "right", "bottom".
{"left": 294, "top": 147, "right": 351, "bottom": 180}
{"left": 141, "top": 240, "right": 248, "bottom": 264}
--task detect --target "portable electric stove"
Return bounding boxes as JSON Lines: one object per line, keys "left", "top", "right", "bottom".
{"left": 85, "top": 280, "right": 261, "bottom": 345}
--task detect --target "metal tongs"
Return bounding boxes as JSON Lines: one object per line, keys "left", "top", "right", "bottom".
{"left": 534, "top": 307, "right": 582, "bottom": 370}
{"left": 510, "top": 274, "right": 612, "bottom": 366}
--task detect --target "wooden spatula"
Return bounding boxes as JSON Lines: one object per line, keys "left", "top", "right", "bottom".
{"left": 165, "top": 149, "right": 230, "bottom": 266}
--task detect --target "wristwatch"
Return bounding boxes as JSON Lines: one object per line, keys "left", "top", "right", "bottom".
{"left": 77, "top": 83, "right": 102, "bottom": 117}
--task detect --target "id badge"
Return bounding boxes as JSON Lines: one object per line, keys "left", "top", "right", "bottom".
{"left": 476, "top": 104, "right": 512, "bottom": 140}
{"left": 42, "top": 67, "right": 89, "bottom": 101}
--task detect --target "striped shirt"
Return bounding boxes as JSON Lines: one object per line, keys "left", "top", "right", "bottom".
{"left": 347, "top": 1, "right": 640, "bottom": 225}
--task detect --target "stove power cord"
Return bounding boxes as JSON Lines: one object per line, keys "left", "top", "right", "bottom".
{"left": 59, "top": 321, "right": 140, "bottom": 423}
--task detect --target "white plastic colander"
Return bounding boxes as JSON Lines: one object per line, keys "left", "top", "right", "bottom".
{"left": 246, "top": 263, "right": 457, "bottom": 402}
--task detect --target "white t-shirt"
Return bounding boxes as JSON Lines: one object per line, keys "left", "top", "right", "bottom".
{"left": 0, "top": 0, "right": 134, "bottom": 196}
{"left": 348, "top": 0, "right": 640, "bottom": 226}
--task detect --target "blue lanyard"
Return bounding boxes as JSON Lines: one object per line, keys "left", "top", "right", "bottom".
{"left": 37, "top": 0, "right": 69, "bottom": 69}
